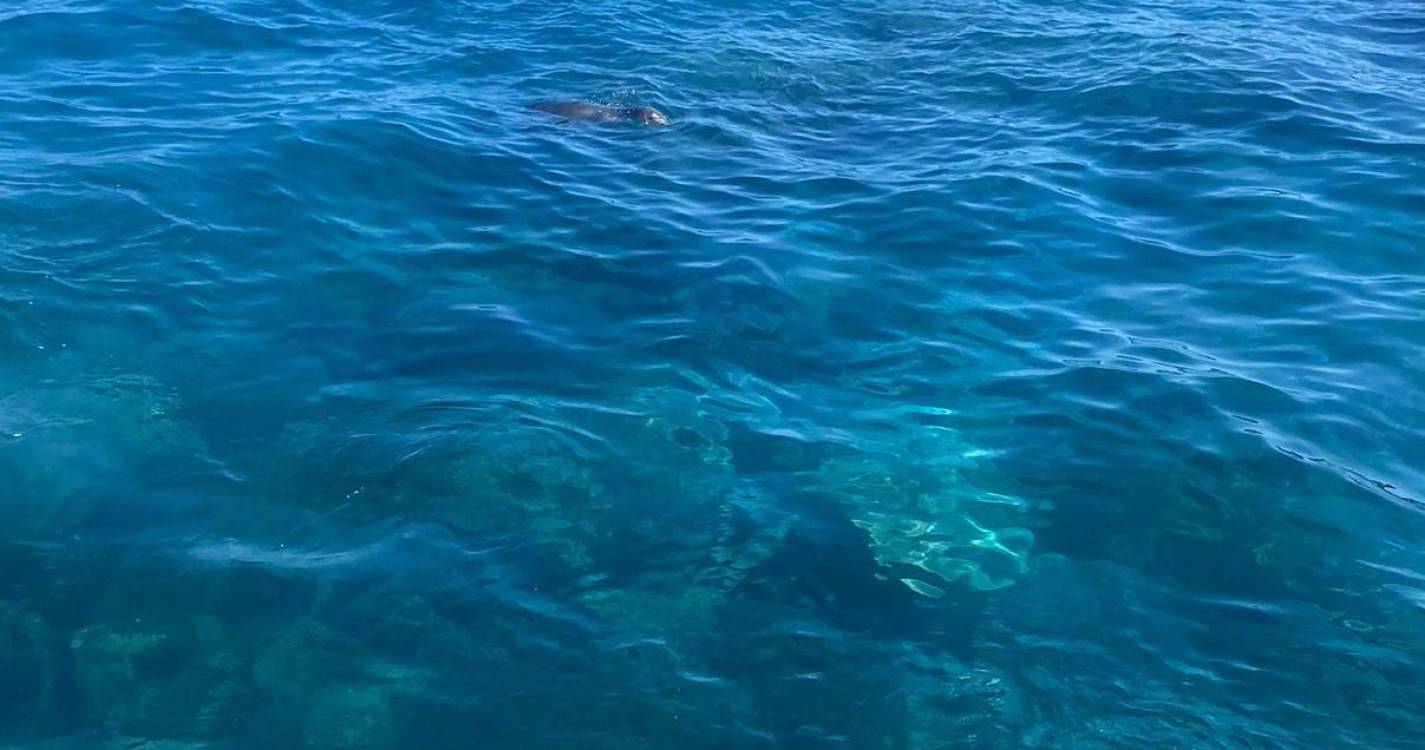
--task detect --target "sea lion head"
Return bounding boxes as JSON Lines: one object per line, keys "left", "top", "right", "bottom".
{"left": 625, "top": 106, "right": 670, "bottom": 127}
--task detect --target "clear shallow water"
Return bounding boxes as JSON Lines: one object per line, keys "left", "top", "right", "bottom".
{"left": 2, "top": 0, "right": 1424, "bottom": 747}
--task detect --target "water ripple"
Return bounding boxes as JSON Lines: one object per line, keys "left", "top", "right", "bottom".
{"left": 3, "top": 0, "right": 1425, "bottom": 747}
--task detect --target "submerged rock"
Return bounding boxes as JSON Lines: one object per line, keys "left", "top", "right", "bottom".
{"left": 580, "top": 584, "right": 724, "bottom": 646}
{"left": 821, "top": 465, "right": 1032, "bottom": 595}
{"left": 69, "top": 616, "right": 248, "bottom": 738}
{"left": 444, "top": 430, "right": 603, "bottom": 567}
{"left": 0, "top": 601, "right": 53, "bottom": 725}
{"left": 901, "top": 658, "right": 1028, "bottom": 750}
{"left": 305, "top": 685, "right": 399, "bottom": 750}
{"left": 0, "top": 373, "right": 211, "bottom": 535}
{"left": 251, "top": 619, "right": 416, "bottom": 750}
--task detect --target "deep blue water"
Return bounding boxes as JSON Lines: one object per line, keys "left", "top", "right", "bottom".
{"left": 3, "top": 0, "right": 1425, "bottom": 747}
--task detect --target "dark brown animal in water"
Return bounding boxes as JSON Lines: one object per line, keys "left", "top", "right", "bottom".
{"left": 530, "top": 100, "right": 670, "bottom": 126}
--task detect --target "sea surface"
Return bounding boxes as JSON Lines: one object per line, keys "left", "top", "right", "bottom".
{"left": 2, "top": 0, "right": 1424, "bottom": 748}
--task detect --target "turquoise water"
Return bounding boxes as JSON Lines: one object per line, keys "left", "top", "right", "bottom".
{"left": 3, "top": 0, "right": 1424, "bottom": 747}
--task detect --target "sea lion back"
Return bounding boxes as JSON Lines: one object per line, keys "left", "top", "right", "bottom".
{"left": 531, "top": 100, "right": 669, "bottom": 127}
{"left": 530, "top": 100, "right": 615, "bottom": 121}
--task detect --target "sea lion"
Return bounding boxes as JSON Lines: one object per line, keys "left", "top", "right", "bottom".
{"left": 531, "top": 100, "right": 670, "bottom": 127}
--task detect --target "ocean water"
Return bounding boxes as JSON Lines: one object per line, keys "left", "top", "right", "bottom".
{"left": 2, "top": 0, "right": 1424, "bottom": 747}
